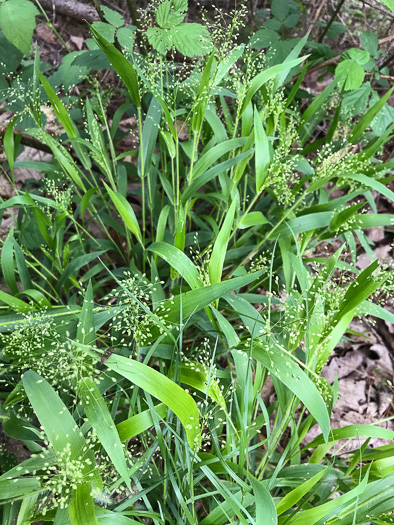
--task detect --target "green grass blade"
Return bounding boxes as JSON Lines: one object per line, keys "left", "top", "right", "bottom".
{"left": 1, "top": 229, "right": 19, "bottom": 295}
{"left": 252, "top": 342, "right": 330, "bottom": 440}
{"left": 192, "top": 138, "right": 248, "bottom": 180}
{"left": 22, "top": 371, "right": 102, "bottom": 489}
{"left": 77, "top": 281, "right": 96, "bottom": 346}
{"left": 170, "top": 361, "right": 226, "bottom": 408}
{"left": 36, "top": 68, "right": 76, "bottom": 138}
{"left": 138, "top": 96, "right": 162, "bottom": 175}
{"left": 148, "top": 242, "right": 203, "bottom": 289}
{"left": 4, "top": 115, "right": 18, "bottom": 181}
{"left": 155, "top": 205, "right": 170, "bottom": 244}
{"left": 276, "top": 467, "right": 328, "bottom": 515}
{"left": 361, "top": 300, "right": 394, "bottom": 324}
{"left": 297, "top": 80, "right": 337, "bottom": 135}
{"left": 0, "top": 479, "right": 41, "bottom": 502}
{"left": 56, "top": 251, "right": 107, "bottom": 292}
{"left": 12, "top": 238, "right": 33, "bottom": 291}
{"left": 250, "top": 477, "right": 277, "bottom": 525}
{"left": 181, "top": 150, "right": 253, "bottom": 204}
{"left": 254, "top": 107, "right": 270, "bottom": 193}
{"left": 0, "top": 290, "right": 31, "bottom": 312}
{"left": 104, "top": 182, "right": 143, "bottom": 244}
{"left": 213, "top": 44, "right": 245, "bottom": 86}
{"left": 329, "top": 202, "right": 365, "bottom": 231}
{"left": 116, "top": 404, "right": 167, "bottom": 442}
{"left": 26, "top": 129, "right": 87, "bottom": 191}
{"left": 90, "top": 26, "right": 141, "bottom": 108}
{"left": 209, "top": 200, "right": 236, "bottom": 286}
{"left": 349, "top": 86, "right": 394, "bottom": 144}
{"left": 143, "top": 270, "right": 263, "bottom": 343}
{"left": 273, "top": 31, "right": 309, "bottom": 90}
{"left": 306, "top": 424, "right": 394, "bottom": 449}
{"left": 69, "top": 483, "right": 98, "bottom": 525}
{"left": 79, "top": 377, "right": 131, "bottom": 488}
{"left": 341, "top": 172, "right": 394, "bottom": 202}
{"left": 240, "top": 56, "right": 308, "bottom": 115}
{"left": 279, "top": 469, "right": 371, "bottom": 524}
{"left": 104, "top": 354, "right": 202, "bottom": 450}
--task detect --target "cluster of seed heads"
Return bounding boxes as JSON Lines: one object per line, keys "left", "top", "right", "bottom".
{"left": 0, "top": 312, "right": 95, "bottom": 413}
{"left": 108, "top": 272, "right": 169, "bottom": 346}
{"left": 265, "top": 116, "right": 300, "bottom": 205}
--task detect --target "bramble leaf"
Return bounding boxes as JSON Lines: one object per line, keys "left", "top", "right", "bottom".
{"left": 0, "top": 0, "right": 39, "bottom": 55}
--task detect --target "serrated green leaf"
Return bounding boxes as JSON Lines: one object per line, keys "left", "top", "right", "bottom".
{"left": 117, "top": 26, "right": 136, "bottom": 49}
{"left": 348, "top": 48, "right": 370, "bottom": 65}
{"left": 249, "top": 28, "right": 280, "bottom": 49}
{"left": 147, "top": 23, "right": 211, "bottom": 57}
{"left": 101, "top": 6, "right": 124, "bottom": 27}
{"left": 146, "top": 26, "right": 173, "bottom": 54}
{"left": 0, "top": 0, "right": 38, "bottom": 55}
{"left": 156, "top": 0, "right": 187, "bottom": 28}
{"left": 381, "top": 0, "right": 394, "bottom": 12}
{"left": 335, "top": 59, "right": 365, "bottom": 91}
{"left": 172, "top": 23, "right": 211, "bottom": 57}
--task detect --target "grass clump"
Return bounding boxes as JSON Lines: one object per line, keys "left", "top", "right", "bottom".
{"left": 0, "top": 1, "right": 394, "bottom": 523}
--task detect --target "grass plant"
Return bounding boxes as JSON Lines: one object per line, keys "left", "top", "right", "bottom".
{"left": 1, "top": 1, "right": 394, "bottom": 523}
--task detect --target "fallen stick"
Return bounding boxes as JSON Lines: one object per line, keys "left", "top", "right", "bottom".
{"left": 37, "top": 0, "right": 99, "bottom": 22}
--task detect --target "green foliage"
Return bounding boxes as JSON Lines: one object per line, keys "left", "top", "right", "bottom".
{"left": 0, "top": 0, "right": 394, "bottom": 523}
{"left": 0, "top": 0, "right": 38, "bottom": 55}
{"left": 146, "top": 0, "right": 211, "bottom": 56}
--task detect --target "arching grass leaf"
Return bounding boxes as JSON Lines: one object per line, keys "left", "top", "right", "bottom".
{"left": 104, "top": 354, "right": 202, "bottom": 450}
{"left": 79, "top": 377, "right": 130, "bottom": 488}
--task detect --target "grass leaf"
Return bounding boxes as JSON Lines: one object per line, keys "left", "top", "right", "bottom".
{"left": 79, "top": 377, "right": 131, "bottom": 488}
{"left": 104, "top": 354, "right": 202, "bottom": 450}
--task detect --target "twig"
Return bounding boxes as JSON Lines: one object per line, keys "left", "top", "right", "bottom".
{"left": 359, "top": 0, "right": 394, "bottom": 20}
{"left": 318, "top": 0, "right": 346, "bottom": 42}
{"left": 285, "top": 55, "right": 340, "bottom": 85}
{"left": 308, "top": 0, "right": 328, "bottom": 33}
{"left": 36, "top": 0, "right": 99, "bottom": 22}
{"left": 379, "top": 34, "right": 394, "bottom": 45}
